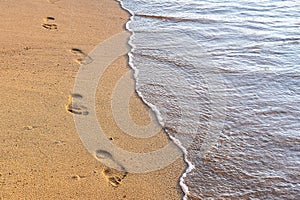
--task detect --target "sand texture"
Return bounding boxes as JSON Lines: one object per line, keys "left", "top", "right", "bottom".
{"left": 0, "top": 0, "right": 185, "bottom": 199}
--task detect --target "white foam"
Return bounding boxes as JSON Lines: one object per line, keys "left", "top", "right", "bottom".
{"left": 168, "top": 134, "right": 195, "bottom": 200}
{"left": 116, "top": 1, "right": 193, "bottom": 199}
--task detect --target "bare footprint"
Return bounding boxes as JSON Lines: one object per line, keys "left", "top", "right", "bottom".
{"left": 42, "top": 16, "right": 57, "bottom": 30}
{"left": 70, "top": 48, "right": 93, "bottom": 65}
{"left": 94, "top": 149, "right": 127, "bottom": 172}
{"left": 101, "top": 168, "right": 128, "bottom": 187}
{"left": 66, "top": 94, "right": 88, "bottom": 115}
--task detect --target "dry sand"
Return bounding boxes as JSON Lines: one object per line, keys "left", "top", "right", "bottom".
{"left": 0, "top": 0, "right": 186, "bottom": 199}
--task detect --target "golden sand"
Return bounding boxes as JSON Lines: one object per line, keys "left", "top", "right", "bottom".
{"left": 0, "top": 0, "right": 185, "bottom": 199}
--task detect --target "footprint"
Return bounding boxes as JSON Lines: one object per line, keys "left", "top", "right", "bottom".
{"left": 101, "top": 168, "right": 128, "bottom": 187}
{"left": 70, "top": 48, "right": 93, "bottom": 65}
{"left": 70, "top": 93, "right": 83, "bottom": 99}
{"left": 95, "top": 150, "right": 114, "bottom": 160}
{"left": 42, "top": 24, "right": 57, "bottom": 30}
{"left": 66, "top": 94, "right": 88, "bottom": 115}
{"left": 94, "top": 150, "right": 128, "bottom": 187}
{"left": 94, "top": 149, "right": 127, "bottom": 172}
{"left": 42, "top": 16, "right": 57, "bottom": 30}
{"left": 70, "top": 48, "right": 85, "bottom": 55}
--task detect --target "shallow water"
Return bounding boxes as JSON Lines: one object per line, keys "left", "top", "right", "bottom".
{"left": 118, "top": 0, "right": 300, "bottom": 199}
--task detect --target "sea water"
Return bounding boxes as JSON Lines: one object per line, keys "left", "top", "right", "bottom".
{"left": 118, "top": 0, "right": 300, "bottom": 199}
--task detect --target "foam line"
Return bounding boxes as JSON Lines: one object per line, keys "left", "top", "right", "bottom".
{"left": 116, "top": 0, "right": 193, "bottom": 199}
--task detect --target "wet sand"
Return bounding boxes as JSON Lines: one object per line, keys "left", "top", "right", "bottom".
{"left": 0, "top": 0, "right": 186, "bottom": 199}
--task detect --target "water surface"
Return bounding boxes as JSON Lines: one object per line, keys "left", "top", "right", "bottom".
{"left": 118, "top": 0, "right": 300, "bottom": 199}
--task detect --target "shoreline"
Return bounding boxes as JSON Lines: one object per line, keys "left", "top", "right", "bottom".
{"left": 0, "top": 0, "right": 186, "bottom": 199}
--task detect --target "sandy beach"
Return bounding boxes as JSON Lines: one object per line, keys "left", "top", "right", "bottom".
{"left": 0, "top": 0, "right": 186, "bottom": 199}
